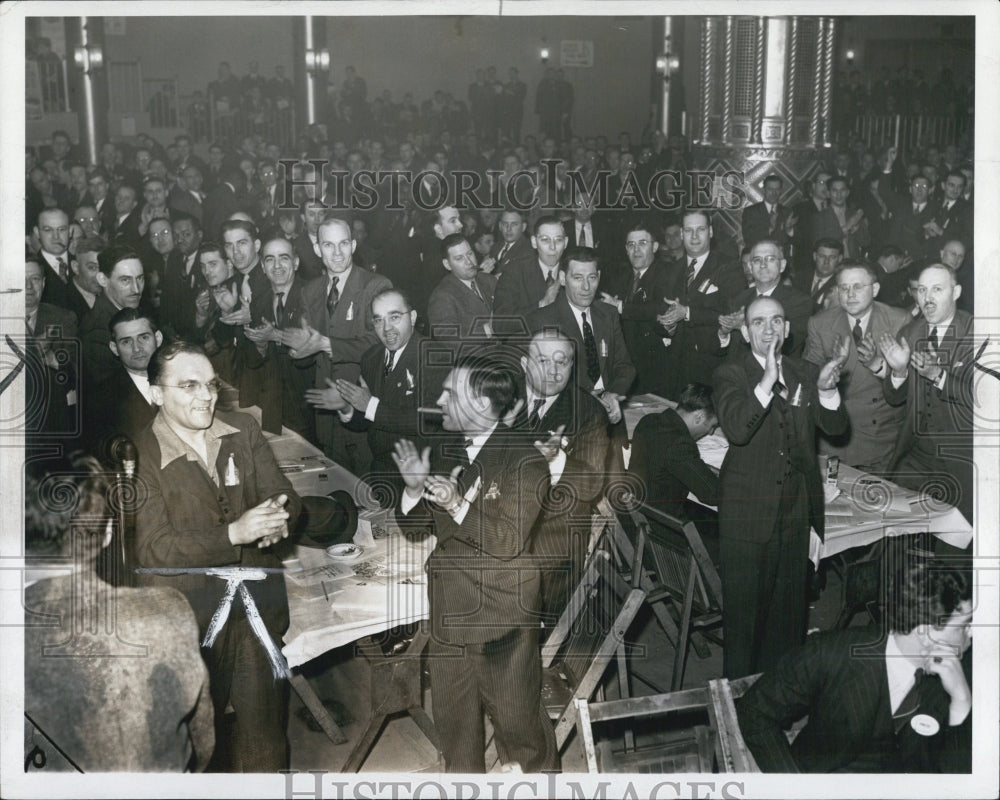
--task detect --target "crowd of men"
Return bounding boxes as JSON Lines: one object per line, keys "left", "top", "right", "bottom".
{"left": 22, "top": 116, "right": 976, "bottom": 774}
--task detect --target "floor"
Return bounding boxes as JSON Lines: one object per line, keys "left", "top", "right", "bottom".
{"left": 283, "top": 559, "right": 855, "bottom": 774}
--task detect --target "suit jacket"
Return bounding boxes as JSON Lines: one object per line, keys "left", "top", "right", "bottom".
{"left": 738, "top": 628, "right": 971, "bottom": 773}
{"left": 292, "top": 232, "right": 327, "bottom": 282}
{"left": 714, "top": 352, "right": 848, "bottom": 542}
{"left": 300, "top": 266, "right": 393, "bottom": 386}
{"left": 79, "top": 293, "right": 124, "bottom": 392}
{"left": 491, "top": 235, "right": 535, "bottom": 277}
{"left": 563, "top": 216, "right": 615, "bottom": 259}
{"left": 168, "top": 186, "right": 204, "bottom": 225}
{"left": 803, "top": 302, "right": 911, "bottom": 469}
{"left": 525, "top": 292, "right": 636, "bottom": 396}
{"left": 84, "top": 365, "right": 157, "bottom": 462}
{"left": 617, "top": 258, "right": 679, "bottom": 396}
{"left": 427, "top": 272, "right": 497, "bottom": 339}
{"left": 630, "top": 408, "right": 720, "bottom": 521}
{"left": 493, "top": 256, "right": 553, "bottom": 329}
{"left": 112, "top": 207, "right": 144, "bottom": 249}
{"left": 812, "top": 204, "right": 870, "bottom": 259}
{"left": 790, "top": 197, "right": 828, "bottom": 267}
{"left": 134, "top": 410, "right": 301, "bottom": 637}
{"left": 741, "top": 201, "right": 791, "bottom": 249}
{"left": 396, "top": 427, "right": 550, "bottom": 644}
{"left": 927, "top": 197, "right": 972, "bottom": 249}
{"left": 791, "top": 265, "right": 837, "bottom": 314}
{"left": 203, "top": 181, "right": 240, "bottom": 240}
{"left": 878, "top": 177, "right": 938, "bottom": 259}
{"left": 63, "top": 280, "right": 97, "bottom": 324}
{"left": 161, "top": 253, "right": 202, "bottom": 340}
{"left": 26, "top": 302, "right": 79, "bottom": 438}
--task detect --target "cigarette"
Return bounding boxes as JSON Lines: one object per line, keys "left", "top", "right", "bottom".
{"left": 418, "top": 407, "right": 444, "bottom": 415}
{"left": 322, "top": 581, "right": 330, "bottom": 602}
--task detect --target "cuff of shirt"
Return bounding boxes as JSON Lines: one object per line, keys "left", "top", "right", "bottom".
{"left": 337, "top": 407, "right": 355, "bottom": 423}
{"left": 754, "top": 383, "right": 773, "bottom": 408}
{"left": 364, "top": 396, "right": 380, "bottom": 421}
{"left": 818, "top": 388, "right": 841, "bottom": 410}
{"left": 718, "top": 331, "right": 731, "bottom": 347}
{"left": 890, "top": 372, "right": 908, "bottom": 389}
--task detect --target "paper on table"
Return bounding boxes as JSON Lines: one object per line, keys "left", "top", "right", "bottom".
{"left": 285, "top": 561, "right": 356, "bottom": 586}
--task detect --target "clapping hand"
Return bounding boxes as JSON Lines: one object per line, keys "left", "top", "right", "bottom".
{"left": 910, "top": 345, "right": 944, "bottom": 382}
{"left": 877, "top": 332, "right": 911, "bottom": 377}
{"left": 335, "top": 378, "right": 372, "bottom": 411}
{"left": 598, "top": 291, "right": 622, "bottom": 311}
{"left": 391, "top": 439, "right": 432, "bottom": 498}
{"left": 760, "top": 336, "right": 780, "bottom": 393}
{"left": 856, "top": 332, "right": 885, "bottom": 373}
{"left": 220, "top": 304, "right": 252, "bottom": 326}
{"left": 244, "top": 319, "right": 280, "bottom": 343}
{"left": 596, "top": 392, "right": 624, "bottom": 424}
{"left": 717, "top": 308, "right": 744, "bottom": 335}
{"left": 228, "top": 494, "right": 290, "bottom": 546}
{"left": 658, "top": 298, "right": 687, "bottom": 328}
{"left": 539, "top": 279, "right": 560, "bottom": 307}
{"left": 424, "top": 466, "right": 464, "bottom": 511}
{"left": 304, "top": 378, "right": 348, "bottom": 410}
{"left": 534, "top": 424, "right": 567, "bottom": 462}
{"left": 817, "top": 335, "right": 850, "bottom": 390}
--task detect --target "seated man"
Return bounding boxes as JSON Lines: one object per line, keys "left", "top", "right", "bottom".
{"left": 24, "top": 453, "right": 214, "bottom": 771}
{"left": 628, "top": 383, "right": 722, "bottom": 560}
{"left": 738, "top": 554, "right": 972, "bottom": 773}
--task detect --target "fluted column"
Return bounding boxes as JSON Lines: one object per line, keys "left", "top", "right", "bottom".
{"left": 721, "top": 17, "right": 735, "bottom": 144}
{"left": 821, "top": 17, "right": 837, "bottom": 146}
{"left": 699, "top": 20, "right": 714, "bottom": 143}
{"left": 752, "top": 17, "right": 766, "bottom": 143}
{"left": 784, "top": 17, "right": 799, "bottom": 144}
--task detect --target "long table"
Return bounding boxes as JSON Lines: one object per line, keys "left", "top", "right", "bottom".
{"left": 621, "top": 394, "right": 973, "bottom": 559}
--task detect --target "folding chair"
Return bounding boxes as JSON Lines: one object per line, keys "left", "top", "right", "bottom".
{"left": 573, "top": 674, "right": 761, "bottom": 773}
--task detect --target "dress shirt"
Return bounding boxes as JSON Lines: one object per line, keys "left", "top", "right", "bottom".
{"left": 127, "top": 370, "right": 154, "bottom": 405}
{"left": 886, "top": 634, "right": 920, "bottom": 715}
{"left": 576, "top": 221, "right": 593, "bottom": 248}
{"left": 686, "top": 252, "right": 709, "bottom": 284}
{"left": 890, "top": 314, "right": 954, "bottom": 391}
{"left": 40, "top": 251, "right": 69, "bottom": 282}
{"left": 567, "top": 299, "right": 606, "bottom": 392}
{"left": 72, "top": 280, "right": 98, "bottom": 309}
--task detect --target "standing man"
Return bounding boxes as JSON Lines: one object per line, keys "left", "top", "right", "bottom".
{"left": 65, "top": 235, "right": 105, "bottom": 323}
{"left": 492, "top": 209, "right": 534, "bottom": 277}
{"left": 135, "top": 341, "right": 300, "bottom": 772}
{"left": 713, "top": 296, "right": 848, "bottom": 679}
{"left": 493, "top": 214, "right": 566, "bottom": 334}
{"left": 741, "top": 174, "right": 792, "bottom": 251}
{"left": 392, "top": 355, "right": 561, "bottom": 773}
{"left": 33, "top": 207, "right": 73, "bottom": 309}
{"left": 793, "top": 238, "right": 844, "bottom": 314}
{"left": 293, "top": 199, "right": 330, "bottom": 281}
{"left": 427, "top": 234, "right": 497, "bottom": 339}
{"left": 291, "top": 217, "right": 392, "bottom": 474}
{"left": 877, "top": 264, "right": 974, "bottom": 525}
{"left": 804, "top": 261, "right": 912, "bottom": 473}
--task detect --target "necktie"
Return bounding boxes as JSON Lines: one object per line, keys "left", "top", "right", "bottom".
{"left": 772, "top": 375, "right": 789, "bottom": 401}
{"left": 56, "top": 258, "right": 68, "bottom": 282}
{"left": 852, "top": 318, "right": 864, "bottom": 346}
{"left": 274, "top": 291, "right": 285, "bottom": 327}
{"left": 546, "top": 269, "right": 555, "bottom": 286}
{"left": 498, "top": 242, "right": 510, "bottom": 262}
{"left": 527, "top": 397, "right": 545, "bottom": 430}
{"left": 768, "top": 205, "right": 778, "bottom": 233}
{"left": 326, "top": 276, "right": 340, "bottom": 316}
{"left": 470, "top": 279, "right": 484, "bottom": 303}
{"left": 462, "top": 437, "right": 475, "bottom": 466}
{"left": 629, "top": 272, "right": 642, "bottom": 299}
{"left": 932, "top": 326, "right": 942, "bottom": 350}
{"left": 383, "top": 350, "right": 394, "bottom": 376}
{"left": 582, "top": 311, "right": 601, "bottom": 385}
{"left": 892, "top": 669, "right": 925, "bottom": 734}
{"left": 579, "top": 223, "right": 589, "bottom": 247}
{"left": 913, "top": 203, "right": 921, "bottom": 215}
{"left": 686, "top": 258, "right": 697, "bottom": 288}
{"left": 26, "top": 314, "right": 35, "bottom": 336}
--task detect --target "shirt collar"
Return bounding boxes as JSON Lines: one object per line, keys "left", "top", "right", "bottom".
{"left": 848, "top": 307, "right": 873, "bottom": 331}
{"left": 386, "top": 340, "right": 409, "bottom": 370}
{"left": 538, "top": 260, "right": 557, "bottom": 279}
{"left": 152, "top": 412, "right": 239, "bottom": 471}
{"left": 886, "top": 633, "right": 920, "bottom": 714}
{"left": 72, "top": 279, "right": 98, "bottom": 306}
{"left": 328, "top": 265, "right": 352, "bottom": 291}
{"left": 930, "top": 314, "right": 955, "bottom": 335}
{"left": 466, "top": 422, "right": 499, "bottom": 461}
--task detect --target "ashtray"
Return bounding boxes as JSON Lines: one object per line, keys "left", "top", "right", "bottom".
{"left": 326, "top": 543, "right": 365, "bottom": 561}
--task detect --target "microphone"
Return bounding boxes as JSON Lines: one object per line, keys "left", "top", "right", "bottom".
{"left": 111, "top": 436, "right": 138, "bottom": 479}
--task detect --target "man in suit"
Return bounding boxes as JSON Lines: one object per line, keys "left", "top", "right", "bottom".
{"left": 527, "top": 246, "right": 636, "bottom": 415}
{"left": 820, "top": 176, "right": 870, "bottom": 259}
{"left": 878, "top": 169, "right": 938, "bottom": 260}
{"left": 659, "top": 210, "right": 747, "bottom": 388}
{"left": 312, "top": 288, "right": 436, "bottom": 508}
{"left": 493, "top": 214, "right": 565, "bottom": 333}
{"left": 719, "top": 239, "right": 813, "bottom": 359}
{"left": 111, "top": 183, "right": 144, "bottom": 248}
{"left": 427, "top": 234, "right": 497, "bottom": 339}
{"left": 80, "top": 245, "right": 147, "bottom": 392}
{"left": 65, "top": 235, "right": 105, "bottom": 323}
{"left": 292, "top": 217, "right": 392, "bottom": 474}
{"left": 922, "top": 170, "right": 972, "bottom": 255}
{"left": 86, "top": 167, "right": 117, "bottom": 234}
{"left": 33, "top": 207, "right": 73, "bottom": 309}
{"left": 292, "top": 200, "right": 330, "bottom": 281}
{"left": 789, "top": 170, "right": 831, "bottom": 271}
{"left": 492, "top": 209, "right": 535, "bottom": 278}
{"left": 135, "top": 341, "right": 300, "bottom": 772}
{"left": 163, "top": 214, "right": 205, "bottom": 340}
{"left": 514, "top": 329, "right": 611, "bottom": 617}
{"left": 203, "top": 166, "right": 243, "bottom": 241}
{"left": 741, "top": 174, "right": 792, "bottom": 250}
{"left": 564, "top": 191, "right": 614, "bottom": 262}
{"left": 804, "top": 261, "right": 912, "bottom": 473}
{"left": 738, "top": 555, "right": 972, "bottom": 773}
{"left": 85, "top": 307, "right": 162, "bottom": 461}
{"left": 793, "top": 237, "right": 843, "bottom": 314}
{"left": 599, "top": 221, "right": 677, "bottom": 397}
{"left": 24, "top": 256, "right": 79, "bottom": 443}
{"left": 392, "top": 355, "right": 561, "bottom": 773}
{"left": 629, "top": 383, "right": 722, "bottom": 553}
{"left": 713, "top": 296, "right": 849, "bottom": 679}
{"left": 169, "top": 164, "right": 206, "bottom": 225}
{"left": 877, "top": 264, "right": 974, "bottom": 526}
{"left": 240, "top": 236, "right": 316, "bottom": 439}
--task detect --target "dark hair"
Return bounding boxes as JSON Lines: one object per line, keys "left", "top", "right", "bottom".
{"left": 454, "top": 353, "right": 520, "bottom": 418}
{"left": 533, "top": 214, "right": 564, "bottom": 236}
{"left": 813, "top": 237, "right": 843, "bottom": 254}
{"left": 109, "top": 306, "right": 158, "bottom": 337}
{"left": 877, "top": 244, "right": 904, "bottom": 260}
{"left": 440, "top": 233, "right": 469, "bottom": 260}
{"left": 171, "top": 212, "right": 201, "bottom": 234}
{"left": 762, "top": 174, "right": 783, "bottom": 187}
{"left": 147, "top": 340, "right": 209, "bottom": 387}
{"left": 676, "top": 383, "right": 715, "bottom": 415}
{"left": 626, "top": 219, "right": 657, "bottom": 240}
{"left": 25, "top": 453, "right": 111, "bottom": 558}
{"left": 886, "top": 554, "right": 972, "bottom": 634}
{"left": 196, "top": 240, "right": 226, "bottom": 263}
{"left": 681, "top": 208, "right": 713, "bottom": 227}
{"left": 220, "top": 218, "right": 259, "bottom": 241}
{"left": 563, "top": 245, "right": 598, "bottom": 267}
{"left": 370, "top": 287, "right": 413, "bottom": 314}
{"left": 835, "top": 259, "right": 878, "bottom": 283}
{"left": 73, "top": 235, "right": 106, "bottom": 258}
{"left": 97, "top": 245, "right": 141, "bottom": 277}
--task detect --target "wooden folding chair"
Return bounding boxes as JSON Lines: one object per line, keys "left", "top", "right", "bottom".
{"left": 573, "top": 674, "right": 761, "bottom": 773}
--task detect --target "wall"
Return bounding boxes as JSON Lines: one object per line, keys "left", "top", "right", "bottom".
{"left": 98, "top": 14, "right": 654, "bottom": 141}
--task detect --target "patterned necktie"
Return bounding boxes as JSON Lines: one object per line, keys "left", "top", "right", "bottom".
{"left": 546, "top": 269, "right": 555, "bottom": 287}
{"left": 274, "top": 291, "right": 285, "bottom": 327}
{"left": 932, "top": 325, "right": 942, "bottom": 350}
{"left": 383, "top": 350, "right": 394, "bottom": 376}
{"left": 768, "top": 205, "right": 778, "bottom": 233}
{"left": 56, "top": 258, "right": 68, "bottom": 282}
{"left": 582, "top": 311, "right": 601, "bottom": 385}
{"left": 498, "top": 242, "right": 510, "bottom": 262}
{"left": 326, "top": 276, "right": 340, "bottom": 316}
{"left": 527, "top": 397, "right": 545, "bottom": 430}
{"left": 852, "top": 318, "right": 864, "bottom": 346}
{"left": 772, "top": 374, "right": 789, "bottom": 401}
{"left": 686, "top": 258, "right": 697, "bottom": 288}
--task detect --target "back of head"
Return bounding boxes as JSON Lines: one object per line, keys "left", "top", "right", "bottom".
{"left": 886, "top": 552, "right": 971, "bottom": 635}
{"left": 25, "top": 453, "right": 110, "bottom": 559}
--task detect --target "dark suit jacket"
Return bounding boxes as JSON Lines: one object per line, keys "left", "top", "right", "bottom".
{"left": 63, "top": 280, "right": 97, "bottom": 325}
{"left": 803, "top": 302, "right": 911, "bottom": 469}
{"left": 491, "top": 235, "right": 535, "bottom": 277}
{"left": 791, "top": 265, "right": 837, "bottom": 314}
{"left": 741, "top": 201, "right": 791, "bottom": 249}
{"left": 427, "top": 272, "right": 497, "bottom": 339}
{"left": 714, "top": 352, "right": 848, "bottom": 543}
{"left": 878, "top": 177, "right": 938, "bottom": 259}
{"left": 168, "top": 186, "right": 204, "bottom": 225}
{"left": 37, "top": 252, "right": 73, "bottom": 310}
{"left": 300, "top": 266, "right": 393, "bottom": 386}
{"left": 396, "top": 427, "right": 550, "bottom": 644}
{"left": 84, "top": 365, "right": 157, "bottom": 461}
{"left": 79, "top": 293, "right": 124, "bottom": 391}
{"left": 25, "top": 303, "right": 79, "bottom": 438}
{"left": 630, "top": 408, "right": 720, "bottom": 521}
{"left": 203, "top": 181, "right": 240, "bottom": 240}
{"left": 112, "top": 208, "right": 144, "bottom": 249}
{"left": 134, "top": 410, "right": 301, "bottom": 637}
{"left": 525, "top": 292, "right": 636, "bottom": 396}
{"left": 738, "top": 628, "right": 971, "bottom": 773}
{"left": 928, "top": 197, "right": 972, "bottom": 249}
{"left": 292, "top": 233, "right": 327, "bottom": 282}
{"left": 493, "top": 256, "right": 552, "bottom": 328}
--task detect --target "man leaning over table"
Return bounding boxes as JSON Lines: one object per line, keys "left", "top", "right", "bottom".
{"left": 134, "top": 340, "right": 301, "bottom": 772}
{"left": 392, "top": 354, "right": 562, "bottom": 773}
{"left": 713, "top": 296, "right": 849, "bottom": 680}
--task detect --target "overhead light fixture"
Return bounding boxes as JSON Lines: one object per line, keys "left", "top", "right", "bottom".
{"left": 304, "top": 48, "right": 330, "bottom": 73}
{"left": 73, "top": 44, "right": 103, "bottom": 72}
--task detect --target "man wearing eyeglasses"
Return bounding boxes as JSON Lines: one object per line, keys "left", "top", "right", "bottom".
{"left": 135, "top": 340, "right": 301, "bottom": 772}
{"left": 803, "top": 260, "right": 911, "bottom": 474}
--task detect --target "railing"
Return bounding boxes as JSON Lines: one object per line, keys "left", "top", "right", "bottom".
{"left": 207, "top": 90, "right": 297, "bottom": 151}
{"left": 852, "top": 113, "right": 971, "bottom": 151}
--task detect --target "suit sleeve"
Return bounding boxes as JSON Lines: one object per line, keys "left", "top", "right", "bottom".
{"left": 713, "top": 362, "right": 771, "bottom": 446}
{"left": 560, "top": 407, "right": 610, "bottom": 504}
{"left": 427, "top": 286, "right": 459, "bottom": 334}
{"left": 606, "top": 312, "right": 638, "bottom": 395}
{"left": 328, "top": 275, "right": 392, "bottom": 364}
{"left": 802, "top": 315, "right": 826, "bottom": 367}
{"left": 493, "top": 264, "right": 530, "bottom": 317}
{"left": 632, "top": 416, "right": 720, "bottom": 508}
